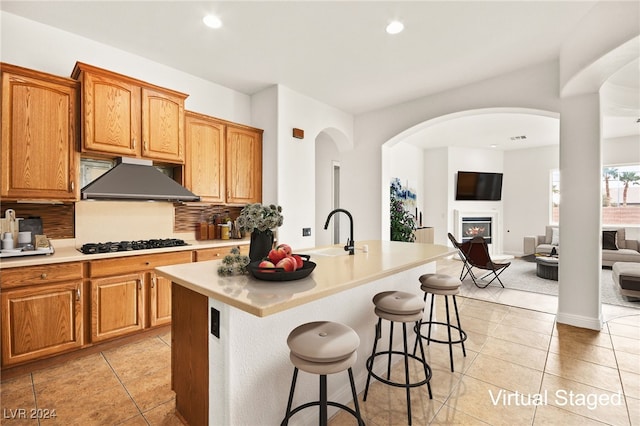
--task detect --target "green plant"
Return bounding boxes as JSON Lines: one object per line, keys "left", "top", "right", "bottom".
{"left": 390, "top": 183, "right": 416, "bottom": 242}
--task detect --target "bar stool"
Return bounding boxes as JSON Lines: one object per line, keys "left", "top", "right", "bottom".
{"left": 363, "top": 291, "right": 432, "bottom": 426}
{"left": 414, "top": 273, "right": 467, "bottom": 372}
{"left": 281, "top": 321, "right": 365, "bottom": 426}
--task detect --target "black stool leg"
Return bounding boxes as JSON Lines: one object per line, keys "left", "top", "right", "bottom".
{"left": 414, "top": 320, "right": 433, "bottom": 399}
{"left": 282, "top": 367, "right": 299, "bottom": 426}
{"left": 453, "top": 295, "right": 466, "bottom": 357}
{"left": 363, "top": 318, "right": 381, "bottom": 401}
{"left": 427, "top": 293, "right": 435, "bottom": 345}
{"left": 348, "top": 367, "right": 365, "bottom": 426}
{"left": 402, "top": 322, "right": 412, "bottom": 426}
{"left": 444, "top": 296, "right": 455, "bottom": 372}
{"left": 387, "top": 321, "right": 394, "bottom": 380}
{"left": 320, "top": 374, "right": 327, "bottom": 426}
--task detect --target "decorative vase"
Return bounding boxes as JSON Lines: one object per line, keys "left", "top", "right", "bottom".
{"left": 249, "top": 231, "right": 274, "bottom": 263}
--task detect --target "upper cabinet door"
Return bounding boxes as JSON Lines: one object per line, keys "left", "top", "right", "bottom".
{"left": 1, "top": 64, "right": 79, "bottom": 201}
{"left": 184, "top": 112, "right": 225, "bottom": 203}
{"left": 72, "top": 62, "right": 186, "bottom": 164}
{"left": 142, "top": 87, "right": 185, "bottom": 163}
{"left": 80, "top": 69, "right": 140, "bottom": 157}
{"left": 226, "top": 125, "right": 263, "bottom": 205}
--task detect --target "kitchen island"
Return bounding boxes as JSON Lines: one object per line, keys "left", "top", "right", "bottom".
{"left": 155, "top": 240, "right": 454, "bottom": 426}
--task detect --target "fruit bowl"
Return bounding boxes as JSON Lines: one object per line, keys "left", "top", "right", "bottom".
{"left": 247, "top": 254, "right": 316, "bottom": 282}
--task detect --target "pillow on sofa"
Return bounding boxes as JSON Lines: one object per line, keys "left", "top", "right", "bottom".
{"left": 551, "top": 227, "right": 559, "bottom": 246}
{"left": 603, "top": 230, "right": 619, "bottom": 250}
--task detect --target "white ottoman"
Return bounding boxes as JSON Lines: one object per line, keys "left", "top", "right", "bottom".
{"left": 612, "top": 262, "right": 640, "bottom": 299}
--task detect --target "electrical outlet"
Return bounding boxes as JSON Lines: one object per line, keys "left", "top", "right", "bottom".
{"left": 211, "top": 307, "right": 220, "bottom": 338}
{"left": 302, "top": 227, "right": 311, "bottom": 237}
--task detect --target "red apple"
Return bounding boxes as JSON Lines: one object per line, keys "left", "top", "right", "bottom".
{"left": 268, "top": 247, "right": 287, "bottom": 264}
{"left": 276, "top": 256, "right": 296, "bottom": 272}
{"left": 292, "top": 254, "right": 304, "bottom": 269}
{"left": 257, "top": 259, "right": 276, "bottom": 273}
{"left": 277, "top": 243, "right": 292, "bottom": 256}
{"left": 258, "top": 260, "right": 275, "bottom": 269}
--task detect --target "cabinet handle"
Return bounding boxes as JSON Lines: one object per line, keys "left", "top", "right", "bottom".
{"left": 132, "top": 138, "right": 136, "bottom": 149}
{"left": 144, "top": 140, "right": 148, "bottom": 150}
{"left": 151, "top": 277, "right": 156, "bottom": 288}
{"left": 76, "top": 287, "right": 81, "bottom": 301}
{"left": 138, "top": 280, "right": 142, "bottom": 290}
{"left": 71, "top": 181, "right": 75, "bottom": 191}
{"left": 40, "top": 273, "right": 47, "bottom": 279}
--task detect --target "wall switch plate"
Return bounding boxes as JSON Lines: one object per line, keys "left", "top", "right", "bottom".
{"left": 302, "top": 227, "right": 311, "bottom": 237}
{"left": 211, "top": 307, "right": 220, "bottom": 338}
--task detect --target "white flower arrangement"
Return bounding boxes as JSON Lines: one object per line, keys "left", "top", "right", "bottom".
{"left": 236, "top": 203, "right": 284, "bottom": 235}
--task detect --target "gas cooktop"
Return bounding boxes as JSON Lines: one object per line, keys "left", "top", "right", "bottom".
{"left": 79, "top": 238, "right": 188, "bottom": 255}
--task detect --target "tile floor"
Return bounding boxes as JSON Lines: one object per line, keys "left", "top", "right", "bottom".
{"left": 1, "top": 259, "right": 639, "bottom": 425}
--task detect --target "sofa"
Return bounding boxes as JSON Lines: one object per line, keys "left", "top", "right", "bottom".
{"left": 523, "top": 226, "right": 640, "bottom": 267}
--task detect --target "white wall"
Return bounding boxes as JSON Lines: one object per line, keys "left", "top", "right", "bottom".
{"left": 314, "top": 133, "right": 340, "bottom": 248}
{"left": 265, "top": 85, "right": 354, "bottom": 250}
{"left": 381, "top": 141, "right": 424, "bottom": 240}
{"left": 603, "top": 136, "right": 640, "bottom": 166}
{"left": 503, "top": 145, "right": 559, "bottom": 254}
{"left": 423, "top": 148, "right": 449, "bottom": 245}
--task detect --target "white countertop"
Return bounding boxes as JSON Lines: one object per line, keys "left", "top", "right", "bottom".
{"left": 0, "top": 238, "right": 249, "bottom": 269}
{"left": 155, "top": 240, "right": 454, "bottom": 317}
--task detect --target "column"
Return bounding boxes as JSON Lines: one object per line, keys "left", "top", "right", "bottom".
{"left": 557, "top": 92, "right": 602, "bottom": 330}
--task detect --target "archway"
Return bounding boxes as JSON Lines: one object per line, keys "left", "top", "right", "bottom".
{"left": 380, "top": 107, "right": 560, "bottom": 248}
{"left": 315, "top": 127, "right": 350, "bottom": 247}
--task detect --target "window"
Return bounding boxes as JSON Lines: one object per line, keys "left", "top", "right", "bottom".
{"left": 603, "top": 164, "right": 640, "bottom": 225}
{"left": 549, "top": 165, "right": 640, "bottom": 226}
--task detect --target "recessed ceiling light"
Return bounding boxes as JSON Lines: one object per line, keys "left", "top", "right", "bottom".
{"left": 203, "top": 14, "right": 222, "bottom": 29}
{"left": 490, "top": 144, "right": 498, "bottom": 148}
{"left": 386, "top": 20, "right": 404, "bottom": 35}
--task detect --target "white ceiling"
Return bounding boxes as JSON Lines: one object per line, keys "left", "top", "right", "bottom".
{"left": 2, "top": 1, "right": 638, "bottom": 150}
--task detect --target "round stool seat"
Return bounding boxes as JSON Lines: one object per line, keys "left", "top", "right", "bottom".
{"left": 287, "top": 321, "right": 359, "bottom": 363}
{"left": 290, "top": 350, "right": 357, "bottom": 375}
{"left": 373, "top": 291, "right": 423, "bottom": 316}
{"left": 374, "top": 307, "right": 423, "bottom": 323}
{"left": 419, "top": 273, "right": 460, "bottom": 295}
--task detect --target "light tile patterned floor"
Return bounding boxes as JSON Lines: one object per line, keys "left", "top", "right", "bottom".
{"left": 1, "top": 259, "right": 639, "bottom": 425}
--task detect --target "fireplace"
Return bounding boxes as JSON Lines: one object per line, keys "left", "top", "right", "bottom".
{"left": 454, "top": 209, "right": 500, "bottom": 255}
{"left": 461, "top": 217, "right": 492, "bottom": 243}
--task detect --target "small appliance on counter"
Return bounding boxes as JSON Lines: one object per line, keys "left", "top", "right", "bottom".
{"left": 0, "top": 211, "right": 54, "bottom": 259}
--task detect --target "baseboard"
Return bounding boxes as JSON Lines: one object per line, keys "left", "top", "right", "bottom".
{"left": 556, "top": 311, "right": 603, "bottom": 330}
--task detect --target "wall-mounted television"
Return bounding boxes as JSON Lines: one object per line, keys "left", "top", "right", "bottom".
{"left": 455, "top": 171, "right": 503, "bottom": 201}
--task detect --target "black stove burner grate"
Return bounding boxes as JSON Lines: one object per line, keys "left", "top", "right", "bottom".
{"left": 80, "top": 238, "right": 188, "bottom": 254}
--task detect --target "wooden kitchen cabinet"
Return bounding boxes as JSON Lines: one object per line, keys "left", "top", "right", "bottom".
{"left": 91, "top": 273, "right": 144, "bottom": 342}
{"left": 226, "top": 124, "right": 263, "bottom": 204}
{"left": 88, "top": 251, "right": 191, "bottom": 342}
{"left": 1, "top": 63, "right": 79, "bottom": 201}
{"left": 0, "top": 262, "right": 84, "bottom": 367}
{"left": 72, "top": 62, "right": 187, "bottom": 163}
{"left": 184, "top": 111, "right": 226, "bottom": 203}
{"left": 184, "top": 111, "right": 263, "bottom": 204}
{"left": 194, "top": 244, "right": 249, "bottom": 261}
{"left": 149, "top": 272, "right": 172, "bottom": 327}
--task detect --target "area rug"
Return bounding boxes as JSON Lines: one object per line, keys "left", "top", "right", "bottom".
{"left": 458, "top": 257, "right": 640, "bottom": 309}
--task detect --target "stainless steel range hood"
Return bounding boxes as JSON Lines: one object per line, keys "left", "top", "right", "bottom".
{"left": 81, "top": 157, "right": 200, "bottom": 202}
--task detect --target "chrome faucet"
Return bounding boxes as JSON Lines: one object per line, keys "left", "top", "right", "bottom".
{"left": 324, "top": 208, "right": 355, "bottom": 255}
